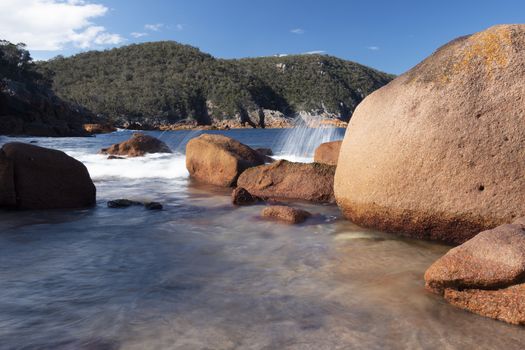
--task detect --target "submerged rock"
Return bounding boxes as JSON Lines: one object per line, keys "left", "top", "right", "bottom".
{"left": 237, "top": 160, "right": 335, "bottom": 203}
{"left": 232, "top": 187, "right": 261, "bottom": 206}
{"left": 261, "top": 205, "right": 311, "bottom": 224}
{"left": 0, "top": 142, "right": 96, "bottom": 209}
{"left": 107, "top": 199, "right": 141, "bottom": 208}
{"left": 100, "top": 133, "right": 172, "bottom": 157}
{"left": 144, "top": 202, "right": 163, "bottom": 210}
{"left": 334, "top": 24, "right": 525, "bottom": 244}
{"left": 107, "top": 199, "right": 163, "bottom": 210}
{"left": 314, "top": 140, "right": 342, "bottom": 166}
{"left": 425, "top": 222, "right": 525, "bottom": 325}
{"left": 186, "top": 134, "right": 265, "bottom": 187}
{"left": 444, "top": 284, "right": 525, "bottom": 326}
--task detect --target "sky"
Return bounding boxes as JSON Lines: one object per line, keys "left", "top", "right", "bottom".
{"left": 1, "top": 0, "right": 524, "bottom": 74}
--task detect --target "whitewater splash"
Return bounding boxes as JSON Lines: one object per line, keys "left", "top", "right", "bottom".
{"left": 68, "top": 151, "right": 189, "bottom": 181}
{"left": 273, "top": 117, "right": 345, "bottom": 161}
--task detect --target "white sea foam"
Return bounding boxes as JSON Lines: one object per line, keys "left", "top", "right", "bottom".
{"left": 273, "top": 154, "right": 313, "bottom": 163}
{"left": 67, "top": 151, "right": 189, "bottom": 181}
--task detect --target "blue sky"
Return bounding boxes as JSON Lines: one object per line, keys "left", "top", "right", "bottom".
{"left": 1, "top": 0, "right": 524, "bottom": 74}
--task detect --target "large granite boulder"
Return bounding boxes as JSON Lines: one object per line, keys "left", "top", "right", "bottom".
{"left": 0, "top": 142, "right": 96, "bottom": 209}
{"left": 334, "top": 25, "right": 525, "bottom": 244}
{"left": 237, "top": 160, "right": 335, "bottom": 203}
{"left": 425, "top": 222, "right": 525, "bottom": 325}
{"left": 186, "top": 134, "right": 265, "bottom": 187}
{"left": 314, "top": 140, "right": 342, "bottom": 166}
{"left": 100, "top": 133, "right": 172, "bottom": 157}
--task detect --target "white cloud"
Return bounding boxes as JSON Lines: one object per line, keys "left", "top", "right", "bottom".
{"left": 0, "top": 0, "right": 125, "bottom": 51}
{"left": 131, "top": 32, "right": 148, "bottom": 38}
{"left": 145, "top": 23, "right": 164, "bottom": 31}
{"left": 367, "top": 46, "right": 380, "bottom": 51}
{"left": 290, "top": 28, "right": 305, "bottom": 34}
{"left": 303, "top": 50, "right": 325, "bottom": 55}
{"left": 176, "top": 24, "right": 184, "bottom": 31}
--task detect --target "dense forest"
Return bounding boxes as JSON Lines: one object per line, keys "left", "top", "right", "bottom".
{"left": 0, "top": 41, "right": 93, "bottom": 136}
{"left": 41, "top": 41, "right": 394, "bottom": 126}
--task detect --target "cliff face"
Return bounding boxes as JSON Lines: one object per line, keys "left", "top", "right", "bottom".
{"left": 0, "top": 79, "right": 94, "bottom": 136}
{"left": 0, "top": 41, "right": 94, "bottom": 136}
{"left": 40, "top": 41, "right": 394, "bottom": 129}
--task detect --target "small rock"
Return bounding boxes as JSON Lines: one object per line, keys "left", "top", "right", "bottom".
{"left": 144, "top": 202, "right": 163, "bottom": 210}
{"left": 314, "top": 140, "right": 342, "bottom": 166}
{"left": 100, "top": 133, "right": 172, "bottom": 157}
{"left": 107, "top": 199, "right": 141, "bottom": 208}
{"left": 232, "top": 187, "right": 261, "bottom": 206}
{"left": 107, "top": 155, "right": 125, "bottom": 160}
{"left": 107, "top": 199, "right": 163, "bottom": 210}
{"left": 261, "top": 205, "right": 311, "bottom": 224}
{"left": 83, "top": 123, "right": 116, "bottom": 134}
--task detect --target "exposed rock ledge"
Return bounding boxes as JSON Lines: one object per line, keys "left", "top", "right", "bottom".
{"left": 425, "top": 218, "right": 525, "bottom": 325}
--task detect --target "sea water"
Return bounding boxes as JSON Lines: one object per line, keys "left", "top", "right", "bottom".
{"left": 0, "top": 129, "right": 524, "bottom": 350}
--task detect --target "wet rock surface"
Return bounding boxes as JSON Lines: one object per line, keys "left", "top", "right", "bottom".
{"left": 107, "top": 199, "right": 163, "bottom": 210}
{"left": 261, "top": 205, "right": 311, "bottom": 224}
{"left": 238, "top": 160, "right": 336, "bottom": 203}
{"left": 232, "top": 187, "right": 261, "bottom": 206}
{"left": 425, "top": 222, "right": 525, "bottom": 325}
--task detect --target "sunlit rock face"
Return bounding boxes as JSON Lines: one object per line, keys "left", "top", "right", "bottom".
{"left": 335, "top": 24, "right": 525, "bottom": 244}
{"left": 186, "top": 134, "right": 265, "bottom": 187}
{"left": 425, "top": 222, "right": 525, "bottom": 325}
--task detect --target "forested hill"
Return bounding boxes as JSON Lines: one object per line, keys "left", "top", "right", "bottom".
{"left": 0, "top": 40, "right": 93, "bottom": 136}
{"left": 41, "top": 41, "right": 394, "bottom": 127}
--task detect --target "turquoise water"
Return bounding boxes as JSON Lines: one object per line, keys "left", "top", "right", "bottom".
{"left": 0, "top": 129, "right": 524, "bottom": 350}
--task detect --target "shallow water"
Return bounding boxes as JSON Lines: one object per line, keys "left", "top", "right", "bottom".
{"left": 1, "top": 129, "right": 524, "bottom": 350}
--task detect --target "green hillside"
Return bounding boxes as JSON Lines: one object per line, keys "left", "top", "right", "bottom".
{"left": 41, "top": 41, "right": 394, "bottom": 126}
